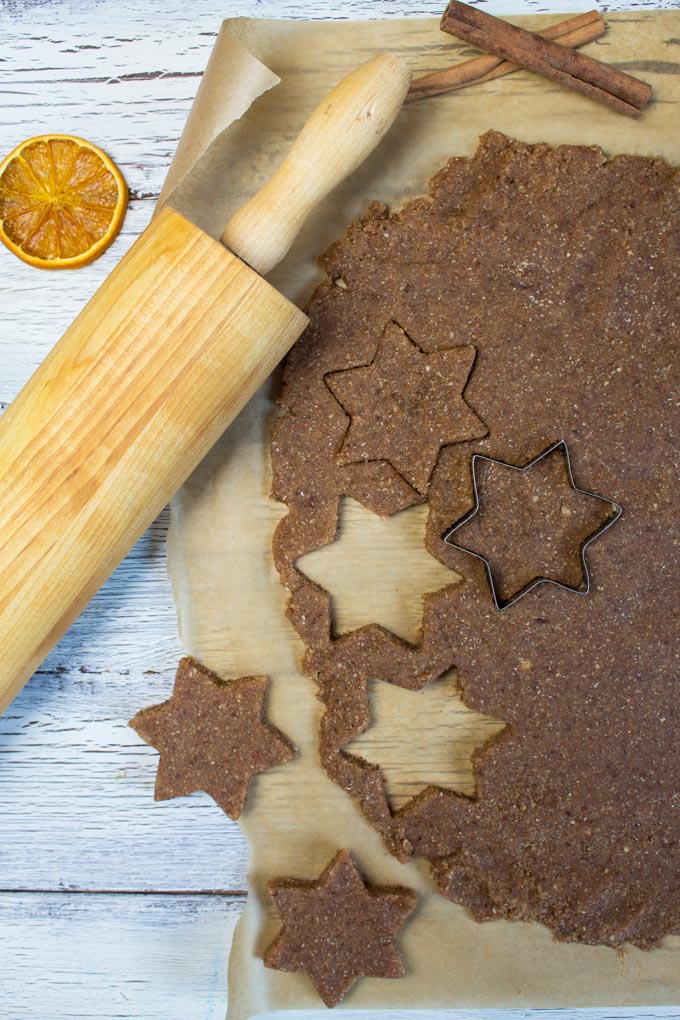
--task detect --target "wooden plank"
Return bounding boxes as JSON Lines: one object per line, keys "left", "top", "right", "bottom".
{"left": 0, "top": 892, "right": 236, "bottom": 1020}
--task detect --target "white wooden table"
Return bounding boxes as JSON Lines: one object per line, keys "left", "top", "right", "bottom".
{"left": 1, "top": 2, "right": 677, "bottom": 1018}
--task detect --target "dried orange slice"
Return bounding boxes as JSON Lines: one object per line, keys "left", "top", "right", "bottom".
{"left": 0, "top": 134, "right": 128, "bottom": 269}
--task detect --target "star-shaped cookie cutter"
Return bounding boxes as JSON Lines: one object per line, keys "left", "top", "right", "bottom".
{"left": 443, "top": 440, "right": 623, "bottom": 611}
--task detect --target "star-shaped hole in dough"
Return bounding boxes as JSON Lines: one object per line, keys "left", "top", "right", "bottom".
{"left": 444, "top": 441, "right": 622, "bottom": 610}
{"left": 344, "top": 672, "right": 506, "bottom": 810}
{"left": 296, "top": 497, "right": 459, "bottom": 645}
{"left": 264, "top": 849, "right": 417, "bottom": 1008}
{"left": 326, "top": 321, "right": 487, "bottom": 494}
{"left": 129, "top": 656, "right": 296, "bottom": 819}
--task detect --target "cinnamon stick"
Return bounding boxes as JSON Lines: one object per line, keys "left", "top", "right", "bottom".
{"left": 407, "top": 11, "right": 605, "bottom": 102}
{"left": 440, "top": 1, "right": 651, "bottom": 118}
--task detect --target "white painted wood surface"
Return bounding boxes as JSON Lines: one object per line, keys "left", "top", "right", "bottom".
{"left": 0, "top": 1, "right": 676, "bottom": 1018}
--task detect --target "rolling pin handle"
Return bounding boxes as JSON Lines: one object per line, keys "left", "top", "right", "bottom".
{"left": 221, "top": 52, "right": 411, "bottom": 276}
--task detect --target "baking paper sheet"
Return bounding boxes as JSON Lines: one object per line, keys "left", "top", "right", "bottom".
{"left": 164, "top": 14, "right": 680, "bottom": 1018}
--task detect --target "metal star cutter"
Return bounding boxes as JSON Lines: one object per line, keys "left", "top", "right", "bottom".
{"left": 443, "top": 440, "right": 623, "bottom": 611}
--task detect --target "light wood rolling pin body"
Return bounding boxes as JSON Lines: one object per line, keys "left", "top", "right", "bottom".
{"left": 0, "top": 53, "right": 411, "bottom": 713}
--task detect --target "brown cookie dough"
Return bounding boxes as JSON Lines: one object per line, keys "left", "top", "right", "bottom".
{"left": 264, "top": 849, "right": 417, "bottom": 1007}
{"left": 445, "top": 441, "right": 619, "bottom": 607}
{"left": 130, "top": 656, "right": 295, "bottom": 819}
{"left": 326, "top": 320, "right": 486, "bottom": 493}
{"left": 271, "top": 132, "right": 679, "bottom": 948}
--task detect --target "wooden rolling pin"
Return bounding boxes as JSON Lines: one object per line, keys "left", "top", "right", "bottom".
{"left": 0, "top": 53, "right": 411, "bottom": 714}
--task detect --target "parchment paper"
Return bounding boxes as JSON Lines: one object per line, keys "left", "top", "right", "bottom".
{"left": 164, "top": 15, "right": 680, "bottom": 1018}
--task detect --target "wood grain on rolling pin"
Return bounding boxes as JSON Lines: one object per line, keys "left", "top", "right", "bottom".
{"left": 0, "top": 207, "right": 306, "bottom": 712}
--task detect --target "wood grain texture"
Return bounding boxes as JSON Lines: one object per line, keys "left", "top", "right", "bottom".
{"left": 0, "top": 893, "right": 235, "bottom": 1020}
{"left": 223, "top": 52, "right": 411, "bottom": 274}
{"left": 0, "top": 1, "right": 676, "bottom": 1018}
{"left": 0, "top": 207, "right": 306, "bottom": 711}
{"left": 0, "top": 654, "right": 251, "bottom": 893}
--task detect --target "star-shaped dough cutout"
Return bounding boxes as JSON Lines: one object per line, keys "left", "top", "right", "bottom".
{"left": 264, "top": 849, "right": 417, "bottom": 1007}
{"left": 444, "top": 441, "right": 622, "bottom": 610}
{"left": 326, "top": 321, "right": 487, "bottom": 494}
{"left": 129, "top": 656, "right": 296, "bottom": 819}
{"left": 344, "top": 673, "right": 506, "bottom": 809}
